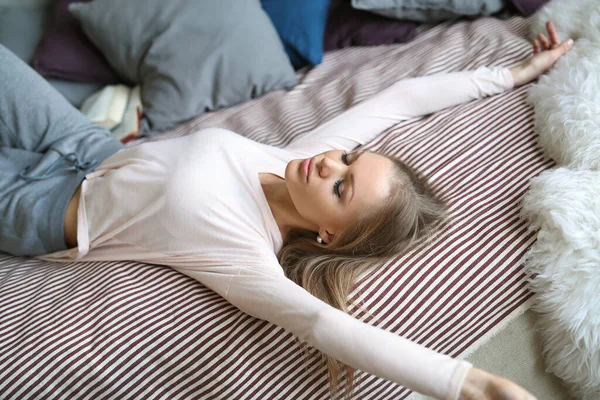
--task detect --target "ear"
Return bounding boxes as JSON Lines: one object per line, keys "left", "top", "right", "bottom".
{"left": 318, "top": 228, "right": 335, "bottom": 244}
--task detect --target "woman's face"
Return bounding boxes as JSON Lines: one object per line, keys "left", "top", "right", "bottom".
{"left": 284, "top": 150, "right": 395, "bottom": 241}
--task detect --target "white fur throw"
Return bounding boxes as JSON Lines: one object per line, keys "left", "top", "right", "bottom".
{"left": 522, "top": 169, "right": 600, "bottom": 399}
{"left": 522, "top": 0, "right": 600, "bottom": 398}
{"left": 528, "top": 1, "right": 600, "bottom": 170}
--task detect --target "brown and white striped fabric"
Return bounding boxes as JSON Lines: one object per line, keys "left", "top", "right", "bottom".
{"left": 0, "top": 16, "right": 547, "bottom": 400}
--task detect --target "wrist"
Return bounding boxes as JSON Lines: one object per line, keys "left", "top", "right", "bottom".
{"left": 459, "top": 368, "right": 487, "bottom": 400}
{"left": 509, "top": 65, "right": 526, "bottom": 87}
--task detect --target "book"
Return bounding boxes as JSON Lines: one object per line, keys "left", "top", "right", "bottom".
{"left": 80, "top": 84, "right": 130, "bottom": 130}
{"left": 80, "top": 84, "right": 143, "bottom": 143}
{"left": 110, "top": 85, "right": 143, "bottom": 143}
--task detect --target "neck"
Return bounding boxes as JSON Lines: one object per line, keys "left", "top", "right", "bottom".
{"left": 259, "top": 173, "right": 318, "bottom": 241}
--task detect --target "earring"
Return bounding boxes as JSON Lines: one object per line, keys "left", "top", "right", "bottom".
{"left": 316, "top": 235, "right": 323, "bottom": 244}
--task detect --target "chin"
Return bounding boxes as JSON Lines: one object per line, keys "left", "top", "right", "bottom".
{"left": 284, "top": 159, "right": 298, "bottom": 182}
{"left": 284, "top": 160, "right": 302, "bottom": 199}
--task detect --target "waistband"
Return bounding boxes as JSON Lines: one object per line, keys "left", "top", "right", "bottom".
{"left": 19, "top": 150, "right": 100, "bottom": 182}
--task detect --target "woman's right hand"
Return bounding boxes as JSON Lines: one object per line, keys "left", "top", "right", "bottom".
{"left": 510, "top": 21, "right": 573, "bottom": 87}
{"left": 460, "top": 367, "right": 537, "bottom": 400}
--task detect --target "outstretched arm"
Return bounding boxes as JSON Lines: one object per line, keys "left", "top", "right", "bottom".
{"left": 285, "top": 66, "right": 514, "bottom": 156}
{"left": 285, "top": 20, "right": 573, "bottom": 157}
{"left": 172, "top": 258, "right": 471, "bottom": 400}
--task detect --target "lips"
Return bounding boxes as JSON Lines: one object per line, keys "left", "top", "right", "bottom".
{"left": 302, "top": 158, "right": 312, "bottom": 182}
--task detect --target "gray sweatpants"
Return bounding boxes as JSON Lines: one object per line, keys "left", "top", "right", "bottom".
{"left": 0, "top": 45, "right": 123, "bottom": 257}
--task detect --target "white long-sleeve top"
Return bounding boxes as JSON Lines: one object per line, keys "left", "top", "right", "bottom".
{"left": 42, "top": 66, "right": 514, "bottom": 400}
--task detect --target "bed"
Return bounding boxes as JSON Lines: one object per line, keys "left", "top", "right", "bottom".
{"left": 0, "top": 15, "right": 547, "bottom": 399}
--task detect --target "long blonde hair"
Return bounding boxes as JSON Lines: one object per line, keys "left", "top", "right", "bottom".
{"left": 277, "top": 152, "right": 448, "bottom": 399}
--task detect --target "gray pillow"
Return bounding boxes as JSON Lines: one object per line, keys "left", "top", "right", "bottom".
{"left": 352, "top": 0, "right": 506, "bottom": 22}
{"left": 69, "top": 0, "right": 298, "bottom": 137}
{"left": 0, "top": 5, "right": 102, "bottom": 108}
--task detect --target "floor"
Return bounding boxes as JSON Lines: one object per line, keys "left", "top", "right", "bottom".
{"left": 464, "top": 309, "right": 575, "bottom": 399}
{"left": 410, "top": 308, "right": 576, "bottom": 400}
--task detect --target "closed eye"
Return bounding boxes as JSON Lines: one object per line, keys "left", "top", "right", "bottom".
{"left": 334, "top": 152, "right": 351, "bottom": 198}
{"left": 342, "top": 152, "right": 349, "bottom": 165}
{"left": 334, "top": 179, "right": 343, "bottom": 198}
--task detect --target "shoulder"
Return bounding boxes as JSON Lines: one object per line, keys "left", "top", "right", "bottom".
{"left": 187, "top": 128, "right": 252, "bottom": 146}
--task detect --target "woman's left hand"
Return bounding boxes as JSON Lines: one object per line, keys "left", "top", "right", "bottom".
{"left": 510, "top": 21, "right": 573, "bottom": 87}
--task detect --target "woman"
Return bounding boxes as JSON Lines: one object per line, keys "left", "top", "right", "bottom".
{"left": 1, "top": 22, "right": 571, "bottom": 400}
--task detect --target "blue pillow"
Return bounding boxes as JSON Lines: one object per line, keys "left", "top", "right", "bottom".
{"left": 261, "top": 0, "right": 331, "bottom": 70}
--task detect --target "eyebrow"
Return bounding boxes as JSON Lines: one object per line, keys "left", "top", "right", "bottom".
{"left": 348, "top": 151, "right": 364, "bottom": 204}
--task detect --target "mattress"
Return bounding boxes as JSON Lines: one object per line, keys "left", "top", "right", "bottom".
{"left": 0, "top": 16, "right": 547, "bottom": 400}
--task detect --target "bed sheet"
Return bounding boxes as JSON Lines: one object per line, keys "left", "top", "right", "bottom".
{"left": 0, "top": 16, "right": 547, "bottom": 400}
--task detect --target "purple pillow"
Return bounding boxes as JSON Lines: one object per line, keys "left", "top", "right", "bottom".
{"left": 324, "top": 0, "right": 418, "bottom": 51}
{"left": 33, "top": 0, "right": 120, "bottom": 84}
{"left": 509, "top": 0, "right": 550, "bottom": 17}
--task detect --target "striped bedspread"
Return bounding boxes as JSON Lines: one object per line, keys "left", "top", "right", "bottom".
{"left": 0, "top": 16, "right": 547, "bottom": 400}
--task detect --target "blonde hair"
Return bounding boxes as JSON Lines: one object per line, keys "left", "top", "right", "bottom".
{"left": 277, "top": 151, "right": 448, "bottom": 399}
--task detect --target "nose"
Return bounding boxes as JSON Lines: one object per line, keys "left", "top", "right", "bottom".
{"left": 318, "top": 156, "right": 343, "bottom": 178}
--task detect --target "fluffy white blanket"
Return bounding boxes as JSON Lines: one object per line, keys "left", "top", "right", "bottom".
{"left": 523, "top": 1, "right": 600, "bottom": 398}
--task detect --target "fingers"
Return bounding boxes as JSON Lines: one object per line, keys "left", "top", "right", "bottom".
{"left": 554, "top": 38, "right": 574, "bottom": 56}
{"left": 538, "top": 33, "right": 551, "bottom": 50}
{"left": 546, "top": 21, "right": 561, "bottom": 46}
{"left": 536, "top": 21, "right": 573, "bottom": 56}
